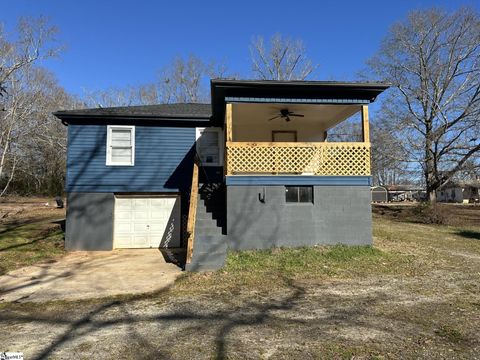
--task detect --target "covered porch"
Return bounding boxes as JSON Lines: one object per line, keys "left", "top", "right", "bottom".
{"left": 224, "top": 102, "right": 371, "bottom": 176}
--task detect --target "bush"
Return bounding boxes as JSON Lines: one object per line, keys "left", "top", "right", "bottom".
{"left": 411, "top": 202, "right": 449, "bottom": 225}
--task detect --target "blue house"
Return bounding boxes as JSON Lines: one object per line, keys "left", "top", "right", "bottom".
{"left": 54, "top": 79, "right": 389, "bottom": 271}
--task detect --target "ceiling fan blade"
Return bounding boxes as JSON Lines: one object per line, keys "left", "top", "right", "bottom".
{"left": 268, "top": 115, "right": 281, "bottom": 121}
{"left": 289, "top": 113, "right": 304, "bottom": 117}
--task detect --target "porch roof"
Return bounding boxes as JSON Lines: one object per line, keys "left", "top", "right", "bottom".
{"left": 210, "top": 79, "right": 390, "bottom": 125}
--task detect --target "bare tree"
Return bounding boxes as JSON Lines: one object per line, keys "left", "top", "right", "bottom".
{"left": 250, "top": 34, "right": 317, "bottom": 80}
{"left": 327, "top": 119, "right": 363, "bottom": 143}
{"left": 1, "top": 65, "right": 77, "bottom": 196}
{"left": 0, "top": 17, "right": 67, "bottom": 197}
{"left": 1, "top": 66, "right": 40, "bottom": 195}
{"left": 158, "top": 55, "right": 229, "bottom": 103}
{"left": 158, "top": 55, "right": 205, "bottom": 103}
{"left": 328, "top": 114, "right": 412, "bottom": 186}
{"left": 84, "top": 55, "right": 230, "bottom": 107}
{"left": 83, "top": 83, "right": 159, "bottom": 108}
{"left": 0, "top": 17, "right": 59, "bottom": 100}
{"left": 368, "top": 8, "right": 480, "bottom": 201}
{"left": 371, "top": 126, "right": 410, "bottom": 186}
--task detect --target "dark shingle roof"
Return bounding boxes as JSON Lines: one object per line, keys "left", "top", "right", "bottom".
{"left": 54, "top": 103, "right": 211, "bottom": 120}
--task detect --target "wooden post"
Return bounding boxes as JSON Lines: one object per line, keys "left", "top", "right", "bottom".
{"left": 225, "top": 103, "right": 233, "bottom": 176}
{"left": 186, "top": 160, "right": 199, "bottom": 264}
{"left": 226, "top": 103, "right": 233, "bottom": 142}
{"left": 361, "top": 105, "right": 370, "bottom": 143}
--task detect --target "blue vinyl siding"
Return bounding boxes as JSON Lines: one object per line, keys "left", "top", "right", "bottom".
{"left": 67, "top": 125, "right": 195, "bottom": 192}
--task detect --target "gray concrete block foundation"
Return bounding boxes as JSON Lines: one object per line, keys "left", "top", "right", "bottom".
{"left": 66, "top": 192, "right": 114, "bottom": 250}
{"left": 226, "top": 185, "right": 372, "bottom": 250}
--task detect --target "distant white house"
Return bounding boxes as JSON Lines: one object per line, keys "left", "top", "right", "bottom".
{"left": 437, "top": 181, "right": 480, "bottom": 203}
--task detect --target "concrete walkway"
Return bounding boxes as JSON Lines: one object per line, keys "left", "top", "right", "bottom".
{"left": 0, "top": 249, "right": 183, "bottom": 303}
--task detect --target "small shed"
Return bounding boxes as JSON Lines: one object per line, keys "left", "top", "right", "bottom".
{"left": 385, "top": 184, "right": 425, "bottom": 202}
{"left": 371, "top": 186, "right": 388, "bottom": 203}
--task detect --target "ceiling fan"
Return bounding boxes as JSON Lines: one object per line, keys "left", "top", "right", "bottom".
{"left": 268, "top": 108, "right": 304, "bottom": 122}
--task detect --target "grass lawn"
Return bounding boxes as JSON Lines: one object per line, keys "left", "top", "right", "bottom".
{"left": 0, "top": 202, "right": 479, "bottom": 359}
{"left": 0, "top": 197, "right": 65, "bottom": 275}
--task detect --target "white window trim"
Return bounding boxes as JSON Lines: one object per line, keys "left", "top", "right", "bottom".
{"left": 106, "top": 125, "right": 135, "bottom": 166}
{"left": 196, "top": 127, "right": 223, "bottom": 167}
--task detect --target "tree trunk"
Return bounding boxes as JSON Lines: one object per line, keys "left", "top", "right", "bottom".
{"left": 0, "top": 156, "right": 16, "bottom": 197}
{"left": 424, "top": 125, "right": 433, "bottom": 203}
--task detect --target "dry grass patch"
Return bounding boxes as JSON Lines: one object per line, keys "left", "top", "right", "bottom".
{"left": 176, "top": 245, "right": 415, "bottom": 295}
{"left": 0, "top": 197, "right": 65, "bottom": 275}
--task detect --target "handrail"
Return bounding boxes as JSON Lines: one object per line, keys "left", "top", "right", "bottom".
{"left": 186, "top": 159, "right": 199, "bottom": 264}
{"left": 226, "top": 141, "right": 370, "bottom": 147}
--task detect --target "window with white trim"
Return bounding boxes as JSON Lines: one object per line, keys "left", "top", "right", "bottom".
{"left": 106, "top": 125, "right": 135, "bottom": 166}
{"left": 196, "top": 127, "right": 222, "bottom": 166}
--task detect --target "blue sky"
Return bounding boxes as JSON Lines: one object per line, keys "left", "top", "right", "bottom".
{"left": 3, "top": 0, "right": 479, "bottom": 96}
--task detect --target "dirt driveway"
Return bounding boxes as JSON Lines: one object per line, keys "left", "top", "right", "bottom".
{"left": 0, "top": 249, "right": 182, "bottom": 303}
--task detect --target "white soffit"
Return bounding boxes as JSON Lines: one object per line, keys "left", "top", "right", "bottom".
{"left": 234, "top": 103, "right": 361, "bottom": 130}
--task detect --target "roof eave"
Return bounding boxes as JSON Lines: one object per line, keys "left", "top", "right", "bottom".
{"left": 53, "top": 112, "right": 212, "bottom": 124}
{"left": 211, "top": 78, "right": 391, "bottom": 90}
{"left": 210, "top": 79, "right": 391, "bottom": 125}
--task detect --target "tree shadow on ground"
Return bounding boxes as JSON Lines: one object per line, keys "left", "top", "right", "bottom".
{"left": 0, "top": 218, "right": 64, "bottom": 252}
{"left": 0, "top": 253, "right": 109, "bottom": 298}
{"left": 0, "top": 275, "right": 400, "bottom": 360}
{"left": 0, "top": 216, "right": 53, "bottom": 235}
{"left": 455, "top": 230, "right": 480, "bottom": 240}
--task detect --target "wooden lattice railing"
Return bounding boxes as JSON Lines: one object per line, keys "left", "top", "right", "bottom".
{"left": 226, "top": 142, "right": 371, "bottom": 176}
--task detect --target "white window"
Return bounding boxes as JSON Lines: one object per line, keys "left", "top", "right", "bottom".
{"left": 196, "top": 127, "right": 223, "bottom": 166}
{"left": 106, "top": 125, "right": 135, "bottom": 166}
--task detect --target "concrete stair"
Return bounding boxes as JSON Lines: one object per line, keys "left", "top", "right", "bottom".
{"left": 185, "top": 183, "right": 227, "bottom": 271}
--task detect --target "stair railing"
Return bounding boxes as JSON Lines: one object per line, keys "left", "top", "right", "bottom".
{"left": 186, "top": 157, "right": 200, "bottom": 264}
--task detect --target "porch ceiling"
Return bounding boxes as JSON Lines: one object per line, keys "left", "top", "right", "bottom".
{"left": 233, "top": 103, "right": 361, "bottom": 131}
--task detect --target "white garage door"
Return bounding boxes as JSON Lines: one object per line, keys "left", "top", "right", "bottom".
{"left": 114, "top": 196, "right": 181, "bottom": 248}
